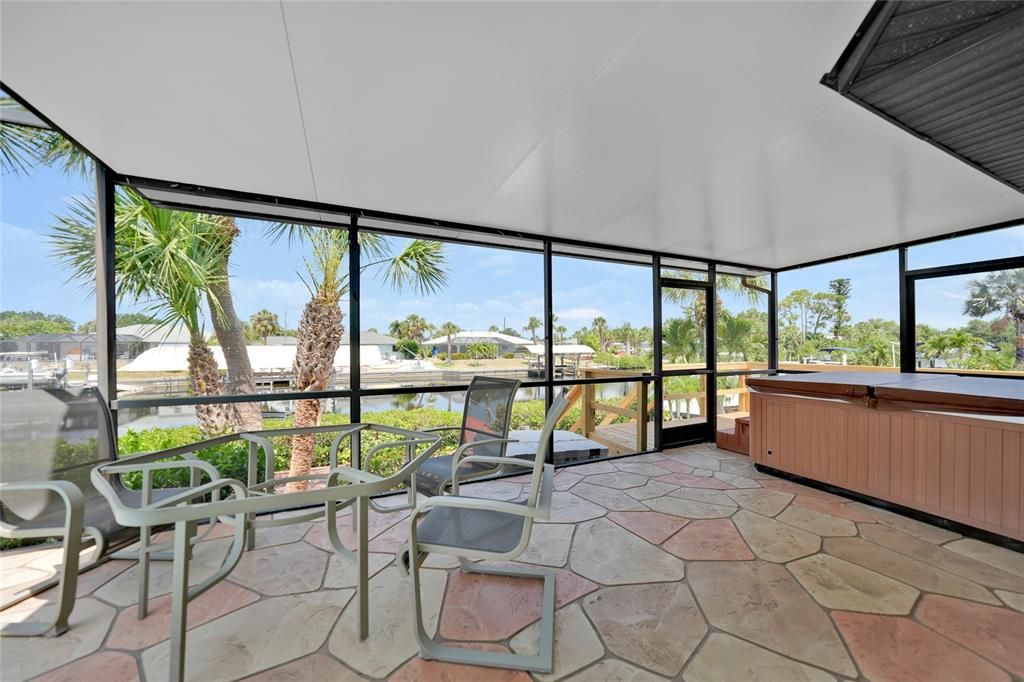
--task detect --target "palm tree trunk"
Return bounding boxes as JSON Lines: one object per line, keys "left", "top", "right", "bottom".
{"left": 206, "top": 219, "right": 263, "bottom": 432}
{"left": 187, "top": 331, "right": 230, "bottom": 436}
{"left": 289, "top": 297, "right": 343, "bottom": 491}
{"left": 1015, "top": 316, "right": 1024, "bottom": 370}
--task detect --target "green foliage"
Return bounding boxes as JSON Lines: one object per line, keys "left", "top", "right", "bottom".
{"left": 0, "top": 310, "right": 75, "bottom": 339}
{"left": 113, "top": 401, "right": 574, "bottom": 489}
{"left": 249, "top": 309, "right": 282, "bottom": 343}
{"left": 466, "top": 342, "right": 498, "bottom": 360}
{"left": 394, "top": 338, "right": 421, "bottom": 358}
{"left": 593, "top": 350, "right": 652, "bottom": 370}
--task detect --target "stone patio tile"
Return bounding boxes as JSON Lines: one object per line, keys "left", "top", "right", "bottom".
{"left": 329, "top": 567, "right": 446, "bottom": 678}
{"left": 570, "top": 482, "right": 647, "bottom": 511}
{"left": 688, "top": 561, "right": 855, "bottom": 677}
{"left": 304, "top": 509, "right": 410, "bottom": 551}
{"left": 568, "top": 462, "right": 619, "bottom": 475}
{"left": 944, "top": 539, "right": 1024, "bottom": 579}
{"left": 823, "top": 537, "right": 1000, "bottom": 605}
{"left": 791, "top": 495, "right": 876, "bottom": 523}
{"left": 788, "top": 554, "right": 919, "bottom": 614}
{"left": 607, "top": 511, "right": 689, "bottom": 544}
{"left": 1, "top": 556, "right": 134, "bottom": 609}
{"left": 668, "top": 487, "right": 737, "bottom": 506}
{"left": 682, "top": 632, "right": 835, "bottom": 682}
{"left": 554, "top": 471, "right": 585, "bottom": 491}
{"left": 778, "top": 506, "right": 857, "bottom": 536}
{"left": 719, "top": 460, "right": 777, "bottom": 480}
{"left": 760, "top": 479, "right": 846, "bottom": 502}
{"left": 643, "top": 495, "right": 735, "bottom": 519}
{"left": 106, "top": 580, "right": 260, "bottom": 650}
{"left": 614, "top": 462, "right": 673, "bottom": 477}
{"left": 143, "top": 589, "right": 352, "bottom": 682}
{"left": 247, "top": 654, "right": 363, "bottom": 681}
{"left": 461, "top": 480, "right": 526, "bottom": 501}
{"left": 570, "top": 518, "right": 684, "bottom": 585}
{"left": 834, "top": 611, "right": 1010, "bottom": 682}
{"left": 849, "top": 502, "right": 961, "bottom": 544}
{"left": 657, "top": 472, "right": 732, "bottom": 489}
{"left": 917, "top": 594, "right": 1024, "bottom": 676}
{"left": 654, "top": 458, "right": 695, "bottom": 474}
{"left": 668, "top": 452, "right": 722, "bottom": 471}
{"left": 583, "top": 582, "right": 707, "bottom": 676}
{"left": 620, "top": 453, "right": 667, "bottom": 463}
{"left": 858, "top": 524, "right": 1024, "bottom": 592}
{"left": 252, "top": 521, "right": 314, "bottom": 547}
{"left": 539, "top": 492, "right": 607, "bottom": 524}
{"left": 0, "top": 598, "right": 116, "bottom": 682}
{"left": 389, "top": 645, "right": 531, "bottom": 682}
{"left": 34, "top": 651, "right": 140, "bottom": 682}
{"left": 623, "top": 479, "right": 680, "bottom": 501}
{"left": 691, "top": 468, "right": 715, "bottom": 477}
{"left": 323, "top": 552, "right": 394, "bottom": 589}
{"left": 713, "top": 471, "right": 761, "bottom": 488}
{"left": 368, "top": 522, "right": 412, "bottom": 552}
{"left": 510, "top": 603, "right": 604, "bottom": 682}
{"left": 0, "top": 545, "right": 62, "bottom": 571}
{"left": 733, "top": 510, "right": 820, "bottom": 562}
{"left": 584, "top": 471, "right": 649, "bottom": 490}
{"left": 439, "top": 565, "right": 597, "bottom": 641}
{"left": 230, "top": 540, "right": 329, "bottom": 595}
{"left": 725, "top": 488, "right": 793, "bottom": 516}
{"left": 995, "top": 590, "right": 1024, "bottom": 612}
{"left": 517, "top": 524, "right": 575, "bottom": 567}
{"left": 93, "top": 537, "right": 234, "bottom": 607}
{"left": 565, "top": 659, "right": 668, "bottom": 681}
{"left": 662, "top": 519, "right": 754, "bottom": 561}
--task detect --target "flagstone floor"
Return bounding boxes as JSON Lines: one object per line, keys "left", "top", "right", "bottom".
{"left": 2, "top": 444, "right": 1023, "bottom": 681}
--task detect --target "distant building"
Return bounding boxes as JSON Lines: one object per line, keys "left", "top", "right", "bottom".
{"left": 116, "top": 323, "right": 191, "bottom": 346}
{"left": 421, "top": 331, "right": 532, "bottom": 356}
{"left": 0, "top": 332, "right": 142, "bottom": 360}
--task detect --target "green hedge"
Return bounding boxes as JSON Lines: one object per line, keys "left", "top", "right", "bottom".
{"left": 117, "top": 400, "right": 583, "bottom": 488}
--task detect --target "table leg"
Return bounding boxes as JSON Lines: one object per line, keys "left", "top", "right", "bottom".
{"left": 357, "top": 494, "right": 369, "bottom": 640}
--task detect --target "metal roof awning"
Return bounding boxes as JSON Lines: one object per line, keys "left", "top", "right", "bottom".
{"left": 823, "top": 0, "right": 1024, "bottom": 195}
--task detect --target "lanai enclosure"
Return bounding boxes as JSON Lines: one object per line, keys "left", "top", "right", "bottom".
{"left": 2, "top": 1, "right": 1024, "bottom": 681}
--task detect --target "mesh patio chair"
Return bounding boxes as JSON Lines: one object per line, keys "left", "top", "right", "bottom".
{"left": 398, "top": 376, "right": 521, "bottom": 501}
{"left": 399, "top": 391, "right": 570, "bottom": 673}
{"left": 0, "top": 388, "right": 214, "bottom": 636}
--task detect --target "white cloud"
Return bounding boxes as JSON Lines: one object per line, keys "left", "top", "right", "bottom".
{"left": 557, "top": 306, "right": 606, "bottom": 321}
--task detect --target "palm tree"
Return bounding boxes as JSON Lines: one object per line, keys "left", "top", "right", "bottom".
{"left": 50, "top": 190, "right": 232, "bottom": 434}
{"left": 439, "top": 321, "right": 461, "bottom": 361}
{"left": 591, "top": 316, "right": 608, "bottom": 351}
{"left": 388, "top": 314, "right": 431, "bottom": 343}
{"left": 524, "top": 316, "right": 542, "bottom": 343}
{"left": 717, "top": 312, "right": 754, "bottom": 361}
{"left": 1, "top": 96, "right": 92, "bottom": 176}
{"left": 964, "top": 269, "right": 1024, "bottom": 369}
{"left": 270, "top": 227, "right": 448, "bottom": 487}
{"left": 663, "top": 317, "right": 701, "bottom": 363}
{"left": 556, "top": 325, "right": 567, "bottom": 343}
{"left": 250, "top": 309, "right": 282, "bottom": 344}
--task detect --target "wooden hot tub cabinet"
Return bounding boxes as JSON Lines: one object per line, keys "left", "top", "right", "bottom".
{"left": 747, "top": 372, "right": 1024, "bottom": 542}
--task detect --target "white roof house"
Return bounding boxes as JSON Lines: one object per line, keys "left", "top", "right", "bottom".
{"left": 421, "top": 331, "right": 534, "bottom": 355}
{"left": 116, "top": 323, "right": 191, "bottom": 345}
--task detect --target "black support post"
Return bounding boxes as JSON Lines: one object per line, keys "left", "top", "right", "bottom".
{"left": 706, "top": 264, "right": 717, "bottom": 443}
{"left": 348, "top": 219, "right": 361, "bottom": 424}
{"left": 898, "top": 247, "right": 915, "bottom": 373}
{"left": 95, "top": 163, "right": 118, "bottom": 448}
{"left": 768, "top": 271, "right": 778, "bottom": 372}
{"left": 652, "top": 256, "right": 663, "bottom": 452}
{"left": 543, "top": 241, "right": 554, "bottom": 464}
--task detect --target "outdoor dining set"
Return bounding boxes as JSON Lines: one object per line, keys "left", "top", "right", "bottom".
{"left": 0, "top": 377, "right": 566, "bottom": 681}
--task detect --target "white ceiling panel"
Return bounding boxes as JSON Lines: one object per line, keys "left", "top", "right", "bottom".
{"left": 2, "top": 1, "right": 1022, "bottom": 269}
{"left": 0, "top": 0, "right": 316, "bottom": 201}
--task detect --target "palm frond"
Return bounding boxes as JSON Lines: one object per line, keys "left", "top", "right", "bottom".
{"left": 377, "top": 239, "right": 449, "bottom": 295}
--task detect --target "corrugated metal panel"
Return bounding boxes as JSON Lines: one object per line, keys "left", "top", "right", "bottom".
{"left": 822, "top": 0, "right": 1024, "bottom": 195}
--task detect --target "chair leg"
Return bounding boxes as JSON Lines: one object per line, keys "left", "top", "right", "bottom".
{"left": 411, "top": 559, "right": 554, "bottom": 673}
{"left": 168, "top": 519, "right": 194, "bottom": 682}
{"left": 137, "top": 525, "right": 150, "bottom": 619}
{"left": 0, "top": 505, "right": 85, "bottom": 637}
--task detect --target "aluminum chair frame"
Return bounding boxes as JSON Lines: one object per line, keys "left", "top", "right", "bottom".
{"left": 92, "top": 423, "right": 442, "bottom": 682}
{"left": 400, "top": 392, "right": 570, "bottom": 673}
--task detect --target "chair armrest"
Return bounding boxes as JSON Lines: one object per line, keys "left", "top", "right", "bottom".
{"left": 98, "top": 457, "right": 223, "bottom": 482}
{"left": 0, "top": 480, "right": 85, "bottom": 537}
{"left": 413, "top": 493, "right": 538, "bottom": 521}
{"left": 327, "top": 466, "right": 384, "bottom": 486}
{"left": 360, "top": 439, "right": 424, "bottom": 472}
{"left": 145, "top": 478, "right": 249, "bottom": 509}
{"left": 421, "top": 426, "right": 462, "bottom": 433}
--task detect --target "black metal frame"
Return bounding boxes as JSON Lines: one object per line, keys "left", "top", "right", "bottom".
{"left": 5, "top": 79, "right": 1022, "bottom": 471}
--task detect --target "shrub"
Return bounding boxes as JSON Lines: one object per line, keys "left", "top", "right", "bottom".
{"left": 503, "top": 353, "right": 515, "bottom": 359}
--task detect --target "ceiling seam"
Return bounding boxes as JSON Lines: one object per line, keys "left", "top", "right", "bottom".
{"left": 279, "top": 0, "right": 321, "bottom": 204}
{"left": 469, "top": 1, "right": 668, "bottom": 221}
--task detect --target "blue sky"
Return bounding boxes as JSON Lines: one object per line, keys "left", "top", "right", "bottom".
{"left": 2, "top": 158, "right": 1020, "bottom": 335}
